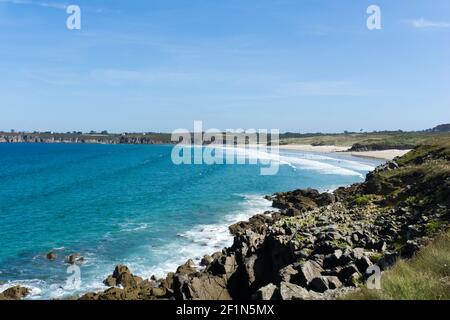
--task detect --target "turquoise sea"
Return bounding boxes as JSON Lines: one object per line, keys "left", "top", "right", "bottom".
{"left": 0, "top": 143, "right": 381, "bottom": 299}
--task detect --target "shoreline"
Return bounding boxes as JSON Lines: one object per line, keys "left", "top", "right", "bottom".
{"left": 2, "top": 140, "right": 448, "bottom": 301}
{"left": 75, "top": 138, "right": 449, "bottom": 300}
{"left": 279, "top": 144, "right": 411, "bottom": 160}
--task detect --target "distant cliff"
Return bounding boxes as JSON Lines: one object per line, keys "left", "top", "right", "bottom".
{"left": 0, "top": 132, "right": 173, "bottom": 145}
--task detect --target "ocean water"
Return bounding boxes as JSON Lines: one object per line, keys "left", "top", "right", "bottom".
{"left": 0, "top": 143, "right": 381, "bottom": 299}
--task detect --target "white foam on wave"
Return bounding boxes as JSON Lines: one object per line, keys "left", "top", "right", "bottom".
{"left": 203, "top": 145, "right": 368, "bottom": 178}
{"left": 119, "top": 222, "right": 150, "bottom": 232}
{"left": 127, "top": 194, "right": 273, "bottom": 279}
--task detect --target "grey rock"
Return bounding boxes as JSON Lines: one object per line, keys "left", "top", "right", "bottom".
{"left": 325, "top": 276, "right": 342, "bottom": 289}
{"left": 252, "top": 283, "right": 280, "bottom": 300}
{"left": 279, "top": 282, "right": 314, "bottom": 300}
{"left": 297, "top": 260, "right": 324, "bottom": 286}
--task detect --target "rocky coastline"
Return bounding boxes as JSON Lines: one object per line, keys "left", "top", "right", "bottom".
{"left": 2, "top": 137, "right": 449, "bottom": 300}
{"left": 0, "top": 133, "right": 172, "bottom": 145}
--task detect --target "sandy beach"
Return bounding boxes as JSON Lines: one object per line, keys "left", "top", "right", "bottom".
{"left": 279, "top": 144, "right": 411, "bottom": 160}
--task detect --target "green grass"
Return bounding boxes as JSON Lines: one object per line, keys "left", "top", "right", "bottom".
{"left": 346, "top": 230, "right": 450, "bottom": 300}
{"left": 280, "top": 132, "right": 450, "bottom": 150}
{"left": 352, "top": 194, "right": 373, "bottom": 206}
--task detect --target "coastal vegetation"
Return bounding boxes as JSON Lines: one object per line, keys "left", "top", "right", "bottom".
{"left": 347, "top": 230, "right": 450, "bottom": 300}
{"left": 279, "top": 130, "right": 450, "bottom": 151}
{"left": 1, "top": 124, "right": 449, "bottom": 152}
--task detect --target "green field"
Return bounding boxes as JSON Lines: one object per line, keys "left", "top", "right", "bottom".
{"left": 279, "top": 132, "right": 450, "bottom": 150}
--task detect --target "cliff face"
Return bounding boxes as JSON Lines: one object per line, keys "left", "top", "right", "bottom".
{"left": 74, "top": 137, "right": 449, "bottom": 301}
{"left": 0, "top": 133, "right": 172, "bottom": 145}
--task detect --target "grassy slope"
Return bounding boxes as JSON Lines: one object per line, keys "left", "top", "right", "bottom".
{"left": 347, "top": 230, "right": 450, "bottom": 300}
{"left": 347, "top": 136, "right": 450, "bottom": 299}
{"left": 280, "top": 132, "right": 450, "bottom": 149}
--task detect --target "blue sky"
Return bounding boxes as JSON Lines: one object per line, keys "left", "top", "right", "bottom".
{"left": 0, "top": 0, "right": 449, "bottom": 133}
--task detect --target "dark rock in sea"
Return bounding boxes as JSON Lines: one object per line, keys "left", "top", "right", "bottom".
{"left": 46, "top": 251, "right": 57, "bottom": 260}
{"left": 0, "top": 286, "right": 31, "bottom": 300}
{"left": 104, "top": 265, "right": 143, "bottom": 289}
{"left": 66, "top": 253, "right": 84, "bottom": 265}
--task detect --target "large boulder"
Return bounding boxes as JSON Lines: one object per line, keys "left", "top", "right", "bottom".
{"left": 104, "top": 265, "right": 143, "bottom": 289}
{"left": 0, "top": 286, "right": 31, "bottom": 300}
{"left": 208, "top": 255, "right": 237, "bottom": 277}
{"left": 66, "top": 253, "right": 84, "bottom": 264}
{"left": 184, "top": 275, "right": 232, "bottom": 300}
{"left": 297, "top": 260, "right": 324, "bottom": 286}
{"left": 279, "top": 282, "right": 316, "bottom": 300}
{"left": 177, "top": 259, "right": 198, "bottom": 276}
{"left": 46, "top": 251, "right": 57, "bottom": 260}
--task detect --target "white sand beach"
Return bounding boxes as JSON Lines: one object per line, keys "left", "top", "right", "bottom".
{"left": 279, "top": 144, "right": 411, "bottom": 160}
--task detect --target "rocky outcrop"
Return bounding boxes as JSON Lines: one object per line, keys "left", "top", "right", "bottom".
{"left": 80, "top": 139, "right": 449, "bottom": 300}
{"left": 0, "top": 286, "right": 31, "bottom": 300}
{"left": 0, "top": 133, "right": 172, "bottom": 145}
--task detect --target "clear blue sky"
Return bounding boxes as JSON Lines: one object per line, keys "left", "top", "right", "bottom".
{"left": 0, "top": 0, "right": 449, "bottom": 133}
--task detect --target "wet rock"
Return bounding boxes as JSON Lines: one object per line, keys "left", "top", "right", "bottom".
{"left": 66, "top": 253, "right": 84, "bottom": 264}
{"left": 200, "top": 255, "right": 213, "bottom": 267}
{"left": 0, "top": 286, "right": 31, "bottom": 300}
{"left": 103, "top": 275, "right": 117, "bottom": 287}
{"left": 108, "top": 265, "right": 143, "bottom": 289}
{"left": 46, "top": 252, "right": 57, "bottom": 260}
